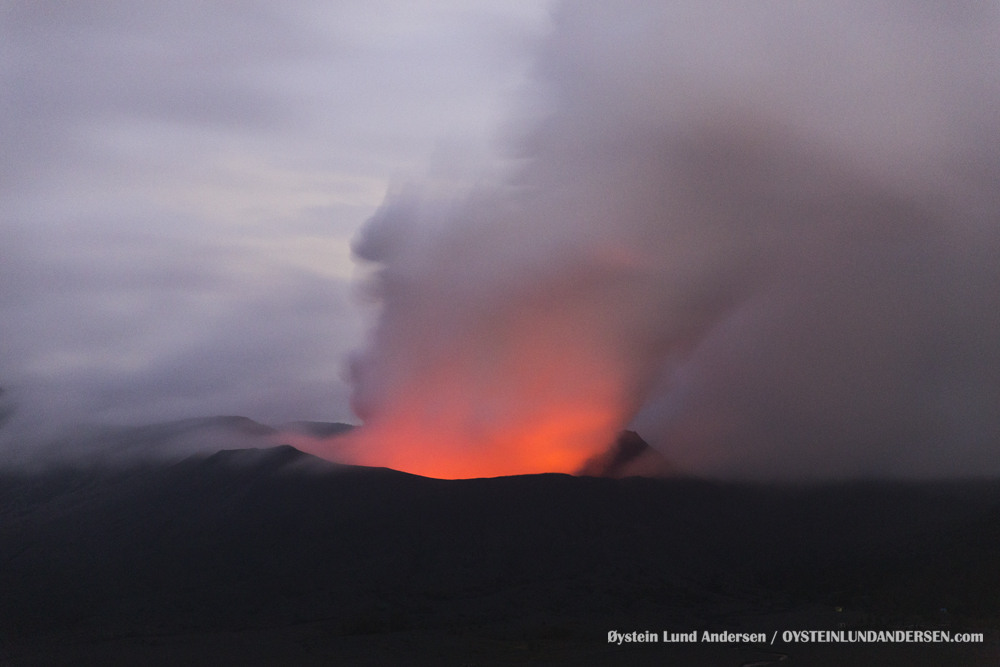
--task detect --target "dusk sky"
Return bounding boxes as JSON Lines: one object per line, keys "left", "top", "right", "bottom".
{"left": 3, "top": 2, "right": 1000, "bottom": 479}
{"left": 0, "top": 1, "right": 551, "bottom": 440}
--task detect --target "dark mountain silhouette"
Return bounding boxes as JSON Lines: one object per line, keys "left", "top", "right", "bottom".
{"left": 577, "top": 430, "right": 676, "bottom": 478}
{"left": 11, "top": 416, "right": 281, "bottom": 467}
{"left": 278, "top": 420, "right": 356, "bottom": 438}
{"left": 99, "top": 415, "right": 280, "bottom": 442}
{"left": 9, "top": 417, "right": 356, "bottom": 469}
{"left": 0, "top": 442, "right": 998, "bottom": 665}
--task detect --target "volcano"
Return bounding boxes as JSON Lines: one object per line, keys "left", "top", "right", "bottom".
{"left": 0, "top": 427, "right": 998, "bottom": 665}
{"left": 577, "top": 430, "right": 676, "bottom": 478}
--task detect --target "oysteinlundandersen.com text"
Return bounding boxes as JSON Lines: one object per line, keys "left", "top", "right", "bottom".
{"left": 607, "top": 630, "right": 984, "bottom": 645}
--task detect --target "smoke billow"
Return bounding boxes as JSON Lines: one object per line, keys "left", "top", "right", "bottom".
{"left": 335, "top": 1, "right": 1000, "bottom": 479}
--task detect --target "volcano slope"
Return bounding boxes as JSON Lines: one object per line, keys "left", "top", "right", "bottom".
{"left": 1, "top": 445, "right": 998, "bottom": 666}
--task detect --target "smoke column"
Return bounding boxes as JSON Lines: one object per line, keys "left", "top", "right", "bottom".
{"left": 331, "top": 1, "right": 1000, "bottom": 479}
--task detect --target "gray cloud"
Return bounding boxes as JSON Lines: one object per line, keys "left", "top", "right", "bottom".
{"left": 347, "top": 0, "right": 1000, "bottom": 478}
{"left": 0, "top": 1, "right": 549, "bottom": 455}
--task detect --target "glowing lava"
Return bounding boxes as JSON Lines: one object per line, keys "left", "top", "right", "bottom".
{"left": 342, "top": 404, "right": 621, "bottom": 479}
{"left": 328, "top": 304, "right": 635, "bottom": 479}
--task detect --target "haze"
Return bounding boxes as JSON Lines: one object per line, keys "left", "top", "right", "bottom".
{"left": 3, "top": 1, "right": 1000, "bottom": 479}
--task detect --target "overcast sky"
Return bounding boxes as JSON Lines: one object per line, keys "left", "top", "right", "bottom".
{"left": 340, "top": 1, "right": 1000, "bottom": 479}
{"left": 0, "top": 1, "right": 552, "bottom": 439}
{"left": 4, "top": 2, "right": 1000, "bottom": 479}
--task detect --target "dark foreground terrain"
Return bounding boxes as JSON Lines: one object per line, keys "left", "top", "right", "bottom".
{"left": 1, "top": 445, "right": 999, "bottom": 665}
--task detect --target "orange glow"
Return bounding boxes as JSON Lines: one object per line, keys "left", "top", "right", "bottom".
{"left": 302, "top": 302, "right": 635, "bottom": 478}
{"left": 341, "top": 401, "right": 621, "bottom": 479}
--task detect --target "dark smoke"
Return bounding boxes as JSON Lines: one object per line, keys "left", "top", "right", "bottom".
{"left": 577, "top": 431, "right": 675, "bottom": 479}
{"left": 345, "top": 1, "right": 1000, "bottom": 479}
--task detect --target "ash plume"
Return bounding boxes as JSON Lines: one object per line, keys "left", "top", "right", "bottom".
{"left": 341, "top": 1, "right": 1000, "bottom": 479}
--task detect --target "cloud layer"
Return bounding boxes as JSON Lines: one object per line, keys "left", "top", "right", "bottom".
{"left": 0, "top": 1, "right": 548, "bottom": 449}
{"left": 345, "top": 1, "right": 1000, "bottom": 479}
